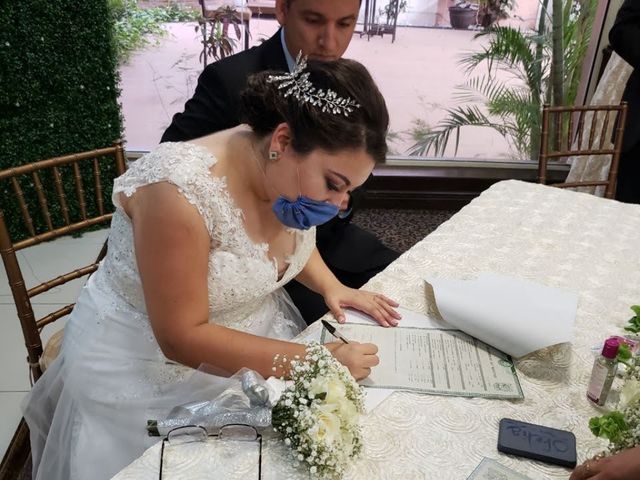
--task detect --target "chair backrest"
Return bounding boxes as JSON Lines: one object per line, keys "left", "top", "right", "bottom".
{"left": 537, "top": 103, "right": 628, "bottom": 199}
{"left": 198, "top": 0, "right": 215, "bottom": 17}
{"left": 200, "top": 0, "right": 248, "bottom": 18}
{"left": 246, "top": 1, "right": 276, "bottom": 16}
{"left": 0, "top": 141, "right": 126, "bottom": 383}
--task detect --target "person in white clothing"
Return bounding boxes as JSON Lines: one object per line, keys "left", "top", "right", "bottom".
{"left": 23, "top": 57, "right": 400, "bottom": 479}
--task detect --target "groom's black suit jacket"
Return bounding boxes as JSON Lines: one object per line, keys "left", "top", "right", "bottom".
{"left": 609, "top": 0, "right": 640, "bottom": 203}
{"left": 162, "top": 31, "right": 288, "bottom": 141}
{"left": 162, "top": 31, "right": 399, "bottom": 320}
{"left": 610, "top": 0, "right": 640, "bottom": 153}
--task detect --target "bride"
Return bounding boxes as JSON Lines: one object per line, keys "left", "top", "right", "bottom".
{"left": 23, "top": 57, "right": 400, "bottom": 480}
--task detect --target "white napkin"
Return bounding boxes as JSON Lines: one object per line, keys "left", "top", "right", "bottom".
{"left": 424, "top": 272, "right": 577, "bottom": 358}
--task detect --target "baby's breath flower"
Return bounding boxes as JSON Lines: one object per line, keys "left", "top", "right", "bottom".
{"left": 272, "top": 342, "right": 364, "bottom": 478}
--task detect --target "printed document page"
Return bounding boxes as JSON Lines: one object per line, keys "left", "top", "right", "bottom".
{"left": 321, "top": 322, "right": 523, "bottom": 399}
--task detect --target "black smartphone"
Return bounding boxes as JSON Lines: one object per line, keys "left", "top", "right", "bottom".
{"left": 497, "top": 418, "right": 577, "bottom": 468}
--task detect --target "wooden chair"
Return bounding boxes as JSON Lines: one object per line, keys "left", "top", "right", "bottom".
{"left": 246, "top": 0, "right": 276, "bottom": 16}
{"left": 362, "top": 0, "right": 401, "bottom": 43}
{"left": 0, "top": 141, "right": 126, "bottom": 383}
{"left": 537, "top": 103, "right": 628, "bottom": 199}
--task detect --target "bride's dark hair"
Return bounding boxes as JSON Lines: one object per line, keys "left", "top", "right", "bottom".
{"left": 239, "top": 59, "right": 389, "bottom": 164}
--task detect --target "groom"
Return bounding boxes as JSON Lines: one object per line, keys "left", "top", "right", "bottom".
{"left": 162, "top": 0, "right": 399, "bottom": 323}
{"left": 609, "top": 0, "right": 640, "bottom": 204}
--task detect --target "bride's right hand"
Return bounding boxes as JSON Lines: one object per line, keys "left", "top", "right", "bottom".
{"left": 325, "top": 341, "right": 379, "bottom": 380}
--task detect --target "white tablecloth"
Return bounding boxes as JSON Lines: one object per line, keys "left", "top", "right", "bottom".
{"left": 114, "top": 180, "right": 640, "bottom": 479}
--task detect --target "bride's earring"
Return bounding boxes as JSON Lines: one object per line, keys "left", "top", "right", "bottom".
{"left": 269, "top": 150, "right": 279, "bottom": 160}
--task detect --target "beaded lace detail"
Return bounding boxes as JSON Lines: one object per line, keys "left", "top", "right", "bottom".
{"left": 101, "top": 142, "right": 315, "bottom": 332}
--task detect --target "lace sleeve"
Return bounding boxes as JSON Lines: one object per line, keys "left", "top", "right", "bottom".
{"left": 112, "top": 142, "right": 218, "bottom": 232}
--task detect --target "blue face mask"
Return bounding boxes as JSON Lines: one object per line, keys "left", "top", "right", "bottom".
{"left": 272, "top": 195, "right": 339, "bottom": 230}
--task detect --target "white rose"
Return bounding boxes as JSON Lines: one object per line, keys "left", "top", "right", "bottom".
{"left": 619, "top": 378, "right": 640, "bottom": 409}
{"left": 308, "top": 376, "right": 330, "bottom": 399}
{"left": 324, "top": 375, "right": 347, "bottom": 404}
{"left": 311, "top": 402, "right": 342, "bottom": 445}
{"left": 324, "top": 378, "right": 359, "bottom": 421}
{"left": 336, "top": 397, "right": 358, "bottom": 422}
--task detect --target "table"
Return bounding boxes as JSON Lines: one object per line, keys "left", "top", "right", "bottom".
{"left": 114, "top": 180, "right": 640, "bottom": 479}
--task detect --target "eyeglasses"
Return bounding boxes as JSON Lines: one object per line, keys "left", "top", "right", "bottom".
{"left": 159, "top": 424, "right": 262, "bottom": 479}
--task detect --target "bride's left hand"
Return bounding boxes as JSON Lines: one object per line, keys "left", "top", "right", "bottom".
{"left": 323, "top": 285, "right": 401, "bottom": 327}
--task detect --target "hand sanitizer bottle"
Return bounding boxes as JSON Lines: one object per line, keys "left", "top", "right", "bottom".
{"left": 587, "top": 337, "right": 620, "bottom": 406}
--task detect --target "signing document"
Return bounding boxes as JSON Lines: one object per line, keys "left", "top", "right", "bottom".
{"left": 320, "top": 309, "right": 523, "bottom": 399}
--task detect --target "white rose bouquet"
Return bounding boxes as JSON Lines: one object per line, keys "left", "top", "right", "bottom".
{"left": 271, "top": 342, "right": 365, "bottom": 479}
{"left": 589, "top": 306, "right": 640, "bottom": 453}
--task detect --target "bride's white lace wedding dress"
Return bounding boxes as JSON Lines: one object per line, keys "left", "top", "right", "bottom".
{"left": 22, "top": 142, "right": 315, "bottom": 480}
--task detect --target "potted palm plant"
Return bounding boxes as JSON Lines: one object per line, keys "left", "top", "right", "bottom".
{"left": 448, "top": 1, "right": 478, "bottom": 30}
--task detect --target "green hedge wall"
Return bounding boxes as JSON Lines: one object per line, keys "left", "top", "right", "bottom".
{"left": 0, "top": 1, "right": 123, "bottom": 242}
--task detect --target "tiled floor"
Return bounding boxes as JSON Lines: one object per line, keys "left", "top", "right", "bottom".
{"left": 0, "top": 229, "right": 109, "bottom": 460}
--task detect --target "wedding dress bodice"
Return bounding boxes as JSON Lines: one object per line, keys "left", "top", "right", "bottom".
{"left": 97, "top": 142, "right": 315, "bottom": 334}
